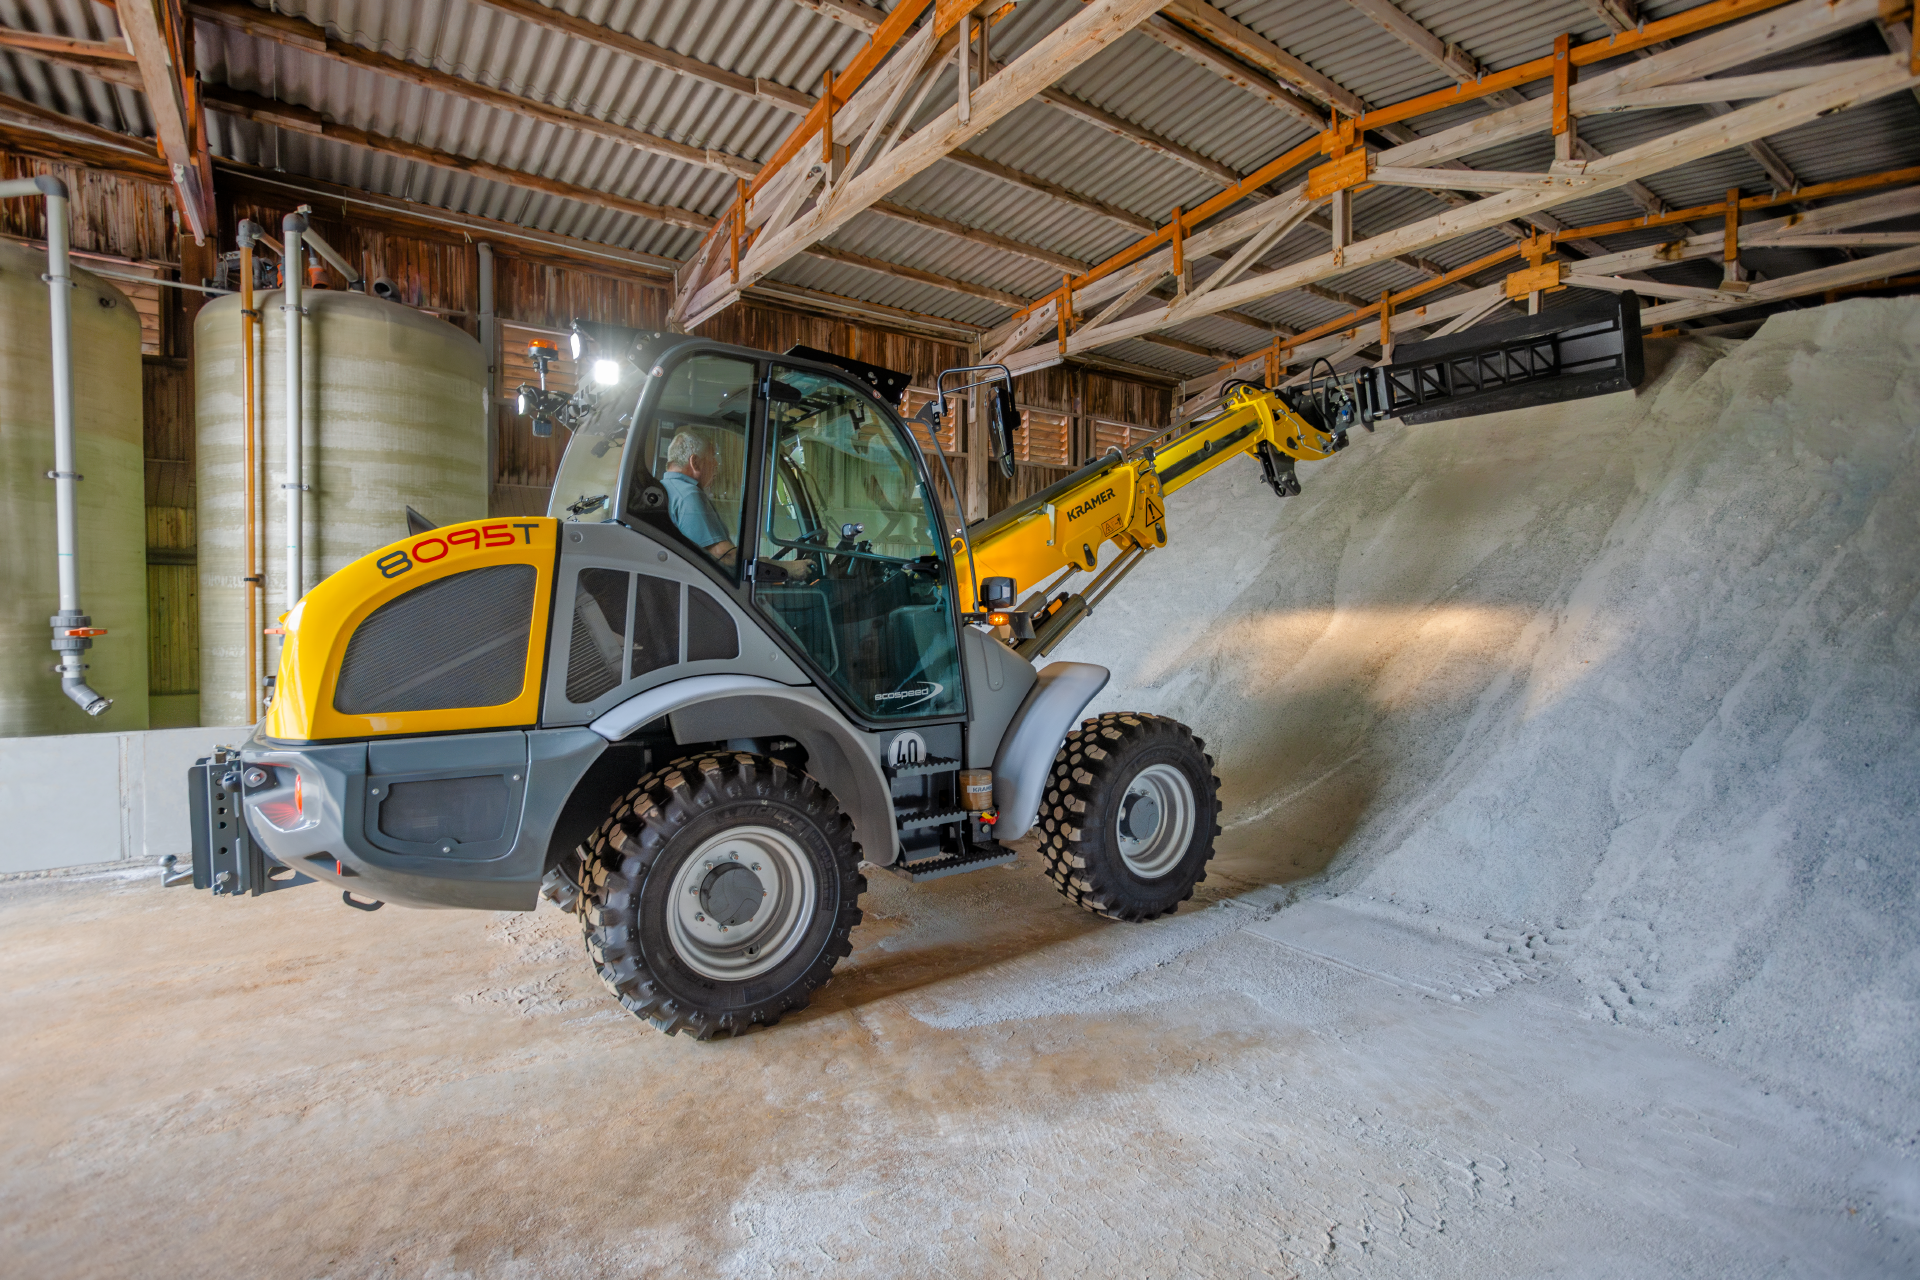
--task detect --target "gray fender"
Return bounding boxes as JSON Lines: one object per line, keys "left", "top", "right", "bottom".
{"left": 589, "top": 674, "right": 897, "bottom": 862}
{"left": 991, "top": 662, "right": 1110, "bottom": 841}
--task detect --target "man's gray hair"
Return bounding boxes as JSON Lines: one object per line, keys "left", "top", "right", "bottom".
{"left": 667, "top": 429, "right": 713, "bottom": 469}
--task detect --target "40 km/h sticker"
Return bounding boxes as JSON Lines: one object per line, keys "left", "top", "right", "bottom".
{"left": 376, "top": 522, "right": 544, "bottom": 579}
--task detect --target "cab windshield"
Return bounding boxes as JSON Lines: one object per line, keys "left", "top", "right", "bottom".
{"left": 549, "top": 373, "right": 648, "bottom": 522}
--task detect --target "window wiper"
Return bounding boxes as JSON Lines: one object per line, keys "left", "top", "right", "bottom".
{"left": 567, "top": 493, "right": 608, "bottom": 517}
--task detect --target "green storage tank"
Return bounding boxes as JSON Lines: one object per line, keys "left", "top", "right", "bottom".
{"left": 0, "top": 240, "right": 149, "bottom": 736}
{"left": 195, "top": 289, "right": 489, "bottom": 727}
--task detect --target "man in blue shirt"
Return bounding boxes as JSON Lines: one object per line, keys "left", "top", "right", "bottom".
{"left": 663, "top": 430, "right": 813, "bottom": 581}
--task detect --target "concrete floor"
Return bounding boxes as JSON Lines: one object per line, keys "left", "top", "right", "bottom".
{"left": 2, "top": 845, "right": 1911, "bottom": 1278}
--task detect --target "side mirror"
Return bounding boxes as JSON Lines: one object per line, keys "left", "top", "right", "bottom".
{"left": 990, "top": 385, "right": 1020, "bottom": 479}
{"left": 980, "top": 576, "right": 1017, "bottom": 610}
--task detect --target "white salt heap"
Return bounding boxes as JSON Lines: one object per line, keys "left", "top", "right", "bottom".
{"left": 1055, "top": 297, "right": 1920, "bottom": 1132}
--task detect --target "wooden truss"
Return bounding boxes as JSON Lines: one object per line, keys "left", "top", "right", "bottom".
{"left": 986, "top": 0, "right": 1919, "bottom": 376}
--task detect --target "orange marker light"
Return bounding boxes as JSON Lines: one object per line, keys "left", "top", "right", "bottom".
{"left": 987, "top": 612, "right": 1011, "bottom": 627}
{"left": 293, "top": 773, "right": 303, "bottom": 817}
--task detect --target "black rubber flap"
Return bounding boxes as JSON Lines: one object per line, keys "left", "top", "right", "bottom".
{"left": 1371, "top": 291, "right": 1643, "bottom": 425}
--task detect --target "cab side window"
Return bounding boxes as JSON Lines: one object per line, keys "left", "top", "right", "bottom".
{"left": 638, "top": 354, "right": 755, "bottom": 575}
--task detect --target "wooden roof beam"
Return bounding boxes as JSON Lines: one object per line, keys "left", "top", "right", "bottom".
{"left": 784, "top": 0, "right": 889, "bottom": 34}
{"left": 186, "top": 0, "right": 761, "bottom": 180}
{"left": 1137, "top": 14, "right": 1324, "bottom": 130}
{"left": 1057, "top": 52, "right": 1919, "bottom": 355}
{"left": 198, "top": 83, "right": 717, "bottom": 231}
{"left": 1638, "top": 242, "right": 1920, "bottom": 324}
{"left": 940, "top": 148, "right": 1157, "bottom": 234}
{"left": 465, "top": 0, "right": 816, "bottom": 114}
{"left": 866, "top": 200, "right": 1089, "bottom": 274}
{"left": 0, "top": 28, "right": 144, "bottom": 88}
{"left": 196, "top": 82, "right": 1040, "bottom": 312}
{"left": 1340, "top": 0, "right": 1665, "bottom": 216}
{"left": 1577, "top": 0, "right": 1801, "bottom": 195}
{"left": 1037, "top": 86, "right": 1246, "bottom": 188}
{"left": 1163, "top": 0, "right": 1367, "bottom": 116}
{"left": 681, "top": 0, "right": 1169, "bottom": 327}
{"left": 4, "top": 87, "right": 1069, "bottom": 329}
{"left": 117, "top": 0, "right": 216, "bottom": 242}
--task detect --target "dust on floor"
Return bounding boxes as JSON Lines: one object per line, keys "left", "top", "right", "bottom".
{"left": 0, "top": 859, "right": 1910, "bottom": 1278}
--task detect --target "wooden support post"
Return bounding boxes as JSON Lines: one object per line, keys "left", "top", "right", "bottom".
{"left": 1321, "top": 108, "right": 1355, "bottom": 266}
{"left": 1722, "top": 186, "right": 1749, "bottom": 291}
{"left": 958, "top": 15, "right": 971, "bottom": 125}
{"left": 1329, "top": 189, "right": 1352, "bottom": 265}
{"left": 1552, "top": 33, "right": 1577, "bottom": 163}
{"left": 730, "top": 178, "right": 744, "bottom": 282}
{"left": 1523, "top": 231, "right": 1554, "bottom": 315}
{"left": 1171, "top": 207, "right": 1186, "bottom": 296}
{"left": 1059, "top": 274, "right": 1073, "bottom": 354}
{"left": 1378, "top": 289, "right": 1393, "bottom": 362}
{"left": 819, "top": 68, "right": 839, "bottom": 197}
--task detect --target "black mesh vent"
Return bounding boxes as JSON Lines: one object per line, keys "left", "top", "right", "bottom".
{"left": 378, "top": 775, "right": 510, "bottom": 847}
{"left": 334, "top": 564, "right": 536, "bottom": 715}
{"left": 632, "top": 574, "right": 680, "bottom": 678}
{"left": 565, "top": 568, "right": 630, "bottom": 705}
{"left": 687, "top": 586, "right": 739, "bottom": 661}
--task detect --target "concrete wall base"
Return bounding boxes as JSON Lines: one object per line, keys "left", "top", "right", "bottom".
{"left": 0, "top": 726, "right": 240, "bottom": 875}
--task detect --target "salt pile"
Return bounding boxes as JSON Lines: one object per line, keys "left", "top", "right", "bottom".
{"left": 1053, "top": 298, "right": 1920, "bottom": 1131}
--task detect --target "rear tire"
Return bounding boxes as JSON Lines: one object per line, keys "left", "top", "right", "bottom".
{"left": 565, "top": 751, "right": 865, "bottom": 1039}
{"left": 1036, "top": 713, "right": 1221, "bottom": 921}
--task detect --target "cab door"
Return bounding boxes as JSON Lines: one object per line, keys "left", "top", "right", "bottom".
{"left": 749, "top": 362, "right": 965, "bottom": 725}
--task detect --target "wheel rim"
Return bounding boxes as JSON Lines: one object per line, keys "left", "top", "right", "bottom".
{"left": 665, "top": 826, "right": 818, "bottom": 982}
{"left": 1114, "top": 763, "right": 1195, "bottom": 880}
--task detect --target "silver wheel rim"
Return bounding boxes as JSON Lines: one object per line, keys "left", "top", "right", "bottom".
{"left": 1115, "top": 763, "right": 1195, "bottom": 880}
{"left": 665, "top": 826, "right": 817, "bottom": 982}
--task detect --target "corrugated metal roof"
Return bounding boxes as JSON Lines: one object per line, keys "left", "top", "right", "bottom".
{"left": 1, "top": 0, "right": 1916, "bottom": 372}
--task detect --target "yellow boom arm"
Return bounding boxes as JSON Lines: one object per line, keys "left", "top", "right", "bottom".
{"left": 953, "top": 386, "right": 1343, "bottom": 646}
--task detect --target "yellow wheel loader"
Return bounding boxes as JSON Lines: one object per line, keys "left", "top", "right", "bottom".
{"left": 181, "top": 295, "right": 1641, "bottom": 1039}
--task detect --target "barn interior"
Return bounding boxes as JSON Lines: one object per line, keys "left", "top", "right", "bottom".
{"left": 1, "top": 1, "right": 1917, "bottom": 1275}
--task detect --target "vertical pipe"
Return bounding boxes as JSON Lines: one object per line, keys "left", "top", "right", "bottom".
{"left": 477, "top": 241, "right": 495, "bottom": 515}
{"left": 45, "top": 186, "right": 78, "bottom": 617}
{"left": 236, "top": 221, "right": 260, "bottom": 711}
{"left": 0, "top": 174, "right": 116, "bottom": 715}
{"left": 282, "top": 209, "right": 308, "bottom": 620}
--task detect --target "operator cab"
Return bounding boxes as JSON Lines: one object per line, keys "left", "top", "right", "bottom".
{"left": 546, "top": 333, "right": 967, "bottom": 730}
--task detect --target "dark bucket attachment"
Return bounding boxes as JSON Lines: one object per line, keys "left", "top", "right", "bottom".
{"left": 1366, "top": 291, "right": 1643, "bottom": 426}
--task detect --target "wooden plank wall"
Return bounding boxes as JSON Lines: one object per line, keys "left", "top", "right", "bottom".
{"left": 991, "top": 366, "right": 1173, "bottom": 513}
{"left": 143, "top": 357, "right": 197, "bottom": 714}
{"left": 0, "top": 154, "right": 177, "bottom": 264}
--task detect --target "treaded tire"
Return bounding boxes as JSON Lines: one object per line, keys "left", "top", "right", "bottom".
{"left": 1036, "top": 712, "right": 1222, "bottom": 922}
{"left": 564, "top": 751, "right": 865, "bottom": 1040}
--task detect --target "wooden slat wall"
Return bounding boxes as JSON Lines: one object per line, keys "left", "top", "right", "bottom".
{"left": 143, "top": 358, "right": 197, "bottom": 699}
{"left": 0, "top": 155, "right": 177, "bottom": 264}
{"left": 990, "top": 366, "right": 1172, "bottom": 515}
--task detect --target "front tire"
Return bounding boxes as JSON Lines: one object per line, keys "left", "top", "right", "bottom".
{"left": 1037, "top": 713, "right": 1222, "bottom": 921}
{"left": 568, "top": 752, "right": 865, "bottom": 1039}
